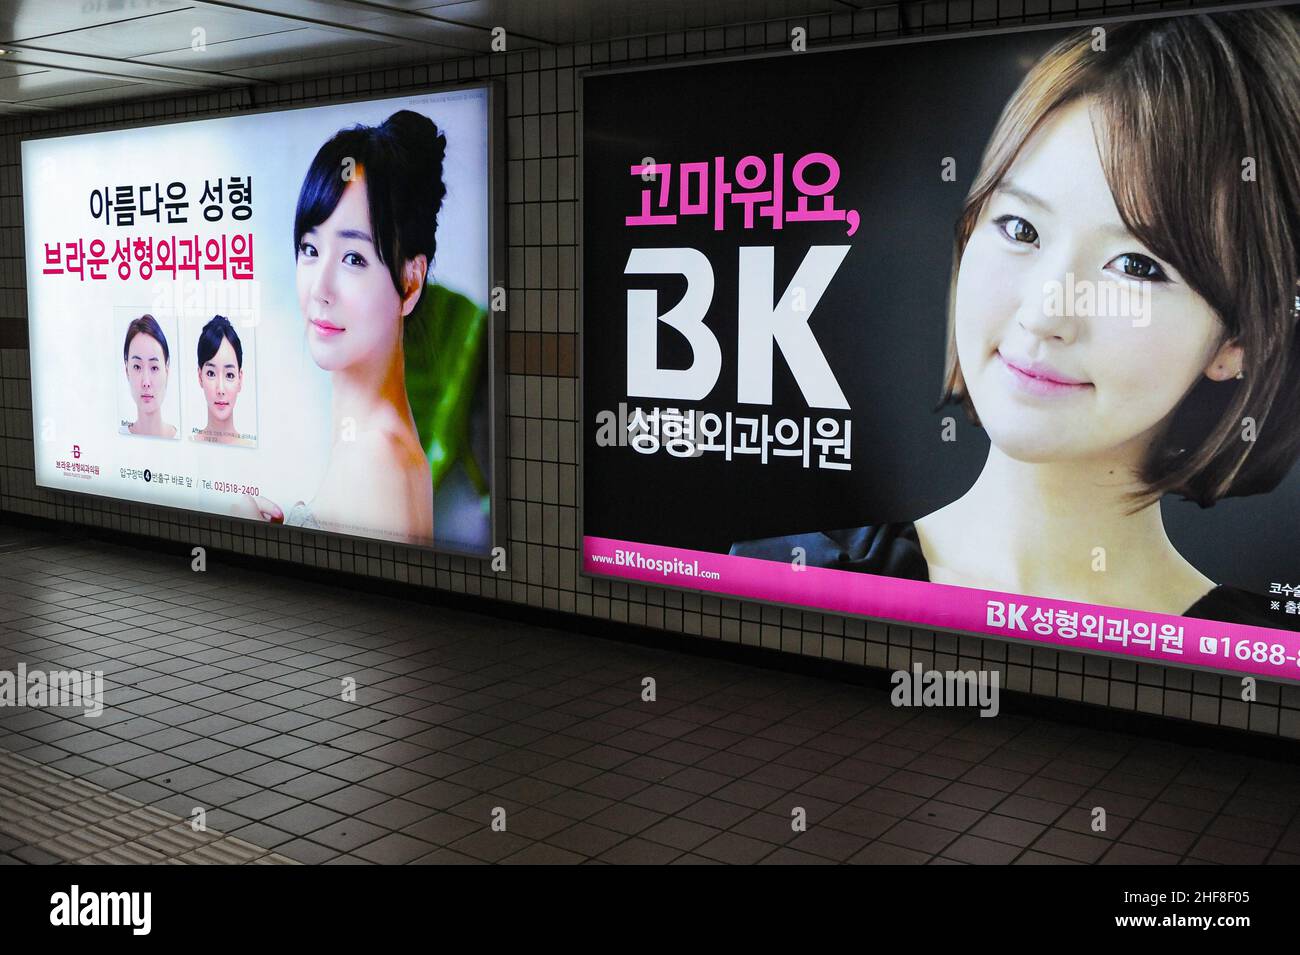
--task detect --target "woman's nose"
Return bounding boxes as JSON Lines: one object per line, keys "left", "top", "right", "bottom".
{"left": 1016, "top": 259, "right": 1081, "bottom": 345}
{"left": 311, "top": 262, "right": 336, "bottom": 305}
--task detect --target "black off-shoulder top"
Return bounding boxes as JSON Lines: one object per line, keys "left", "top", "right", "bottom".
{"left": 729, "top": 522, "right": 1291, "bottom": 631}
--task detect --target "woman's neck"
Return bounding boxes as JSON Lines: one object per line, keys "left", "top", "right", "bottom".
{"left": 329, "top": 343, "right": 417, "bottom": 444}
{"left": 203, "top": 414, "right": 237, "bottom": 439}
{"left": 919, "top": 445, "right": 1211, "bottom": 608}
{"left": 133, "top": 408, "right": 166, "bottom": 436}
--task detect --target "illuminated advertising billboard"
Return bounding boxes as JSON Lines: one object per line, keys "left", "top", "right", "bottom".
{"left": 582, "top": 7, "right": 1300, "bottom": 679}
{"left": 22, "top": 84, "right": 503, "bottom": 555}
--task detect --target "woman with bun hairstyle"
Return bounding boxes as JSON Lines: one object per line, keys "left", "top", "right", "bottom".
{"left": 121, "top": 314, "right": 177, "bottom": 439}
{"left": 261, "top": 110, "right": 444, "bottom": 543}
{"left": 193, "top": 314, "right": 253, "bottom": 446}
{"left": 733, "top": 11, "right": 1300, "bottom": 629}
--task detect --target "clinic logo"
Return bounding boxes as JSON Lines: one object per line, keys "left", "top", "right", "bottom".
{"left": 71, "top": 444, "right": 80, "bottom": 459}
{"left": 890, "top": 663, "right": 1000, "bottom": 717}
{"left": 49, "top": 886, "right": 151, "bottom": 936}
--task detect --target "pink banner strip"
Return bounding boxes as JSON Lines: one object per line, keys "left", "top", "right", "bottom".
{"left": 584, "top": 535, "right": 1300, "bottom": 681}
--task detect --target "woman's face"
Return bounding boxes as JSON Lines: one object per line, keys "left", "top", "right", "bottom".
{"left": 296, "top": 174, "right": 404, "bottom": 373}
{"left": 125, "top": 332, "right": 169, "bottom": 416}
{"left": 954, "top": 98, "right": 1231, "bottom": 468}
{"left": 198, "top": 335, "right": 242, "bottom": 425}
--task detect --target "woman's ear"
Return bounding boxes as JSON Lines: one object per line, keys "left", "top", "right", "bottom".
{"left": 1204, "top": 337, "right": 1245, "bottom": 382}
{"left": 399, "top": 255, "right": 429, "bottom": 318}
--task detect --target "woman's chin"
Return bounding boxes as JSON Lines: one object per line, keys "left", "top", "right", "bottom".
{"left": 307, "top": 343, "right": 347, "bottom": 372}
{"left": 984, "top": 428, "right": 1087, "bottom": 464}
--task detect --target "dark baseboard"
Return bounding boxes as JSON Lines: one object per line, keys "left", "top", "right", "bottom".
{"left": 4, "top": 507, "right": 1299, "bottom": 764}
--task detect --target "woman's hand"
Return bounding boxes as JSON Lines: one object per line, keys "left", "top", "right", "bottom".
{"left": 233, "top": 493, "right": 283, "bottom": 523}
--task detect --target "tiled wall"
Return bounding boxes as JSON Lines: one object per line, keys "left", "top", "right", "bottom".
{"left": 3, "top": 0, "right": 1296, "bottom": 739}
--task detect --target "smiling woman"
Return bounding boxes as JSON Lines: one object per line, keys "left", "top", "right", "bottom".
{"left": 192, "top": 314, "right": 252, "bottom": 447}
{"left": 732, "top": 10, "right": 1300, "bottom": 628}
{"left": 248, "top": 109, "right": 448, "bottom": 545}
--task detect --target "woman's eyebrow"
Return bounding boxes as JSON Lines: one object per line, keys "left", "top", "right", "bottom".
{"left": 995, "top": 180, "right": 1052, "bottom": 213}
{"left": 336, "top": 228, "right": 374, "bottom": 244}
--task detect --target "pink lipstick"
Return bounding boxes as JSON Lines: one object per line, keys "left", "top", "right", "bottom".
{"left": 997, "top": 351, "right": 1092, "bottom": 397}
{"left": 310, "top": 318, "right": 344, "bottom": 338}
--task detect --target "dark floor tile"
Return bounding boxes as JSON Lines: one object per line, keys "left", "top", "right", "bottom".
{"left": 264, "top": 803, "right": 346, "bottom": 837}
{"left": 941, "top": 834, "right": 1021, "bottom": 865}
{"left": 1030, "top": 828, "right": 1110, "bottom": 863}
{"left": 1099, "top": 843, "right": 1182, "bottom": 865}
{"left": 878, "top": 819, "right": 958, "bottom": 855}
{"left": 447, "top": 829, "right": 531, "bottom": 863}
{"left": 1186, "top": 834, "right": 1269, "bottom": 865}
{"left": 642, "top": 817, "right": 721, "bottom": 852}
{"left": 908, "top": 800, "right": 984, "bottom": 833}
{"left": 401, "top": 812, "right": 479, "bottom": 845}
{"left": 968, "top": 813, "right": 1045, "bottom": 848}
{"left": 596, "top": 838, "right": 682, "bottom": 865}
{"left": 586, "top": 802, "right": 663, "bottom": 836}
{"left": 547, "top": 822, "right": 626, "bottom": 857}
{"left": 225, "top": 790, "right": 302, "bottom": 821}
{"left": 678, "top": 797, "right": 753, "bottom": 830}
{"left": 353, "top": 832, "right": 434, "bottom": 864}
{"left": 993, "top": 793, "right": 1069, "bottom": 826}
{"left": 694, "top": 831, "right": 775, "bottom": 865}
{"left": 500, "top": 843, "right": 586, "bottom": 865}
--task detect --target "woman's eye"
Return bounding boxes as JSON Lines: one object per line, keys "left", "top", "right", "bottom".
{"left": 1106, "top": 252, "right": 1168, "bottom": 282}
{"left": 994, "top": 214, "right": 1039, "bottom": 246}
{"left": 297, "top": 241, "right": 317, "bottom": 258}
{"left": 343, "top": 251, "right": 367, "bottom": 267}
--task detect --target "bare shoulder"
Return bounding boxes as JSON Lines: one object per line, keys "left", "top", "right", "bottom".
{"left": 333, "top": 430, "right": 424, "bottom": 477}
{"left": 320, "top": 430, "right": 430, "bottom": 511}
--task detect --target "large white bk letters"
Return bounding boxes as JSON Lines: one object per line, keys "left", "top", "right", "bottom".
{"left": 624, "top": 245, "right": 851, "bottom": 409}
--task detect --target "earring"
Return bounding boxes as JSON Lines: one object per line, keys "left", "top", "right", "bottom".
{"left": 1235, "top": 370, "right": 1245, "bottom": 380}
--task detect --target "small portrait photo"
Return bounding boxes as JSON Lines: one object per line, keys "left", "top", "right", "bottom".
{"left": 117, "top": 308, "right": 180, "bottom": 440}
{"left": 182, "top": 310, "right": 259, "bottom": 448}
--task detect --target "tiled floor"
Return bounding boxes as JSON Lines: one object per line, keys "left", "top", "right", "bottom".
{"left": 0, "top": 747, "right": 296, "bottom": 864}
{"left": 1, "top": 521, "right": 1299, "bottom": 865}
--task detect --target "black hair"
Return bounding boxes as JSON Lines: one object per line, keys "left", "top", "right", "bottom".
{"left": 197, "top": 314, "right": 243, "bottom": 369}
{"left": 122, "top": 314, "right": 169, "bottom": 365}
{"left": 293, "top": 109, "right": 447, "bottom": 294}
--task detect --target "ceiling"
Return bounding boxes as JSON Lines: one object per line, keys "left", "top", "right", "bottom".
{"left": 0, "top": 0, "right": 862, "bottom": 116}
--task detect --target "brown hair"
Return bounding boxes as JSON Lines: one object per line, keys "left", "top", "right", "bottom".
{"left": 941, "top": 10, "right": 1300, "bottom": 507}
{"left": 122, "top": 313, "right": 170, "bottom": 365}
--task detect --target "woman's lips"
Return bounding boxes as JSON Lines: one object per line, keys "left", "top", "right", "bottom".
{"left": 139, "top": 394, "right": 155, "bottom": 402}
{"left": 310, "top": 318, "right": 344, "bottom": 337}
{"left": 997, "top": 351, "right": 1092, "bottom": 397}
